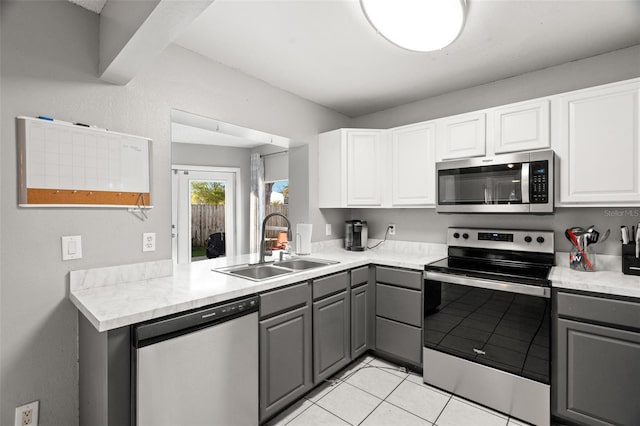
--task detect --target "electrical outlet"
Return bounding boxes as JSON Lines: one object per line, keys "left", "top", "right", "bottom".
{"left": 325, "top": 223, "right": 332, "bottom": 236}
{"left": 15, "top": 401, "right": 38, "bottom": 426}
{"left": 388, "top": 224, "right": 396, "bottom": 235}
{"left": 143, "top": 233, "right": 156, "bottom": 252}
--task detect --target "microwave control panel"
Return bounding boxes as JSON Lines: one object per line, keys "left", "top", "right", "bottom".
{"left": 530, "top": 161, "right": 548, "bottom": 203}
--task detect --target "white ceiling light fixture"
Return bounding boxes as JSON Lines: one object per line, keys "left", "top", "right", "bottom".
{"left": 361, "top": 0, "right": 466, "bottom": 52}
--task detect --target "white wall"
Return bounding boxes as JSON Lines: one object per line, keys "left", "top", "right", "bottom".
{"left": 0, "top": 1, "right": 349, "bottom": 424}
{"left": 352, "top": 45, "right": 640, "bottom": 129}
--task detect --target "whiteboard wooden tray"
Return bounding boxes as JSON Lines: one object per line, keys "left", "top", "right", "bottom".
{"left": 17, "top": 116, "right": 152, "bottom": 208}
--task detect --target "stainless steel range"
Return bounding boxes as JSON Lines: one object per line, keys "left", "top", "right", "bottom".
{"left": 423, "top": 227, "right": 554, "bottom": 426}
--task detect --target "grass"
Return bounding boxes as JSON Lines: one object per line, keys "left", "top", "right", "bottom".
{"left": 192, "top": 246, "right": 206, "bottom": 258}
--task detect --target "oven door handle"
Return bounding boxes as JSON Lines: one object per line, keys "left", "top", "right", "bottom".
{"left": 424, "top": 271, "right": 551, "bottom": 298}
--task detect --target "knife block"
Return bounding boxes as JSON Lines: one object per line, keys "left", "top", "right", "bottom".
{"left": 622, "top": 243, "right": 640, "bottom": 276}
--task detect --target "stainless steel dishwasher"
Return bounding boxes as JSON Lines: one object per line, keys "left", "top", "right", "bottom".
{"left": 133, "top": 296, "right": 259, "bottom": 426}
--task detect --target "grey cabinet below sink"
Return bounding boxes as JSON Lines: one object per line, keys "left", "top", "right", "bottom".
{"left": 259, "top": 282, "right": 312, "bottom": 423}
{"left": 312, "top": 272, "right": 351, "bottom": 383}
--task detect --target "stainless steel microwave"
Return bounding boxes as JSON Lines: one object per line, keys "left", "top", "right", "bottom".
{"left": 436, "top": 150, "right": 554, "bottom": 213}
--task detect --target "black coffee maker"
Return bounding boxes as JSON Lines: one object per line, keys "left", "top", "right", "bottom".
{"left": 345, "top": 220, "right": 368, "bottom": 251}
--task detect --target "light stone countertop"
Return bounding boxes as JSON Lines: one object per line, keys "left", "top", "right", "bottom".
{"left": 70, "top": 239, "right": 447, "bottom": 332}
{"left": 550, "top": 252, "right": 640, "bottom": 299}
{"left": 70, "top": 239, "right": 640, "bottom": 333}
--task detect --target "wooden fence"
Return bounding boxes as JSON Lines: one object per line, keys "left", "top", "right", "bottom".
{"left": 191, "top": 204, "right": 288, "bottom": 247}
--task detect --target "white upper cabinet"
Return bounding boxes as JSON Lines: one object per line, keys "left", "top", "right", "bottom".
{"left": 391, "top": 122, "right": 436, "bottom": 206}
{"left": 438, "top": 112, "right": 486, "bottom": 160}
{"left": 553, "top": 79, "right": 640, "bottom": 206}
{"left": 318, "top": 78, "right": 640, "bottom": 209}
{"left": 318, "top": 129, "right": 387, "bottom": 208}
{"left": 346, "top": 130, "right": 385, "bottom": 206}
{"left": 492, "top": 99, "right": 550, "bottom": 154}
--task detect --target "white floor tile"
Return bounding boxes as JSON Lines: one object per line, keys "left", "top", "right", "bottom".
{"left": 332, "top": 358, "right": 370, "bottom": 382}
{"left": 405, "top": 372, "right": 452, "bottom": 396}
{"left": 508, "top": 418, "right": 533, "bottom": 426}
{"left": 315, "top": 382, "right": 382, "bottom": 425}
{"left": 266, "top": 399, "right": 314, "bottom": 426}
{"left": 368, "top": 358, "right": 410, "bottom": 379}
{"left": 386, "top": 380, "right": 450, "bottom": 423}
{"left": 305, "top": 380, "right": 341, "bottom": 403}
{"left": 361, "top": 401, "right": 433, "bottom": 426}
{"left": 362, "top": 355, "right": 375, "bottom": 364}
{"left": 344, "top": 365, "right": 404, "bottom": 399}
{"left": 436, "top": 398, "right": 508, "bottom": 426}
{"left": 286, "top": 404, "right": 350, "bottom": 426}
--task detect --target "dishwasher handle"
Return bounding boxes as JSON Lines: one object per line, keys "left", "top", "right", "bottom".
{"left": 134, "top": 295, "right": 259, "bottom": 348}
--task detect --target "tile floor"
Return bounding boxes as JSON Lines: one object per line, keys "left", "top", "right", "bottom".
{"left": 266, "top": 355, "right": 533, "bottom": 426}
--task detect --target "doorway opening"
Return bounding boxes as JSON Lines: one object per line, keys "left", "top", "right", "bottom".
{"left": 172, "top": 166, "right": 239, "bottom": 264}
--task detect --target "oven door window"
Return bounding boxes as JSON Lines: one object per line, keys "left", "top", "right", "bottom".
{"left": 424, "top": 281, "right": 550, "bottom": 384}
{"left": 438, "top": 164, "right": 524, "bottom": 205}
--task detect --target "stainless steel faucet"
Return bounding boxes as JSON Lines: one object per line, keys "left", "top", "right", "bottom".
{"left": 259, "top": 213, "right": 292, "bottom": 264}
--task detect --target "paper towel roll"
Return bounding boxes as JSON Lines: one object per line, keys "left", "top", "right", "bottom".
{"left": 296, "top": 224, "right": 312, "bottom": 255}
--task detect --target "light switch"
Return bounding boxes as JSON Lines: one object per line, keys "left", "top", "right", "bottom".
{"left": 61, "top": 236, "right": 82, "bottom": 260}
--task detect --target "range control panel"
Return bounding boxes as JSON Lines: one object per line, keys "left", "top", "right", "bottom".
{"left": 448, "top": 227, "right": 554, "bottom": 254}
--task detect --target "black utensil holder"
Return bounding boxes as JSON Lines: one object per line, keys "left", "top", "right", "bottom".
{"left": 622, "top": 243, "right": 640, "bottom": 276}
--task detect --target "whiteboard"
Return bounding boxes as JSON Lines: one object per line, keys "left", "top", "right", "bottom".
{"left": 17, "top": 117, "right": 151, "bottom": 207}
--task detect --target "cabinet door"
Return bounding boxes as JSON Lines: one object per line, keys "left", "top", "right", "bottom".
{"left": 438, "top": 112, "right": 486, "bottom": 160}
{"left": 313, "top": 291, "right": 351, "bottom": 382}
{"left": 391, "top": 123, "right": 436, "bottom": 206}
{"left": 375, "top": 317, "right": 422, "bottom": 367}
{"left": 351, "top": 284, "right": 371, "bottom": 359}
{"left": 555, "top": 318, "right": 640, "bottom": 426}
{"left": 493, "top": 99, "right": 550, "bottom": 154}
{"left": 260, "top": 305, "right": 312, "bottom": 422}
{"left": 554, "top": 80, "right": 640, "bottom": 205}
{"left": 346, "top": 130, "right": 384, "bottom": 206}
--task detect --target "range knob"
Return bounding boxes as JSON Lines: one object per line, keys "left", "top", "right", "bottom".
{"left": 453, "top": 232, "right": 460, "bottom": 239}
{"left": 462, "top": 233, "right": 469, "bottom": 239}
{"left": 524, "top": 236, "right": 532, "bottom": 243}
{"left": 537, "top": 236, "right": 545, "bottom": 244}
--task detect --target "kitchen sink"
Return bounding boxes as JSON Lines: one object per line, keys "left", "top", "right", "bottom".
{"left": 214, "top": 257, "right": 338, "bottom": 281}
{"left": 218, "top": 264, "right": 293, "bottom": 281}
{"left": 273, "top": 258, "right": 338, "bottom": 270}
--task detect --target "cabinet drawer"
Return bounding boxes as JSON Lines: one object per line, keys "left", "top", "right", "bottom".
{"left": 375, "top": 317, "right": 421, "bottom": 366}
{"left": 376, "top": 283, "right": 421, "bottom": 327}
{"left": 376, "top": 266, "right": 422, "bottom": 290}
{"left": 260, "top": 282, "right": 310, "bottom": 318}
{"left": 351, "top": 266, "right": 369, "bottom": 288}
{"left": 557, "top": 292, "right": 640, "bottom": 331}
{"left": 313, "top": 271, "right": 349, "bottom": 300}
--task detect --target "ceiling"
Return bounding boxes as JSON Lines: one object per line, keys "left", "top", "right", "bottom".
{"left": 68, "top": 0, "right": 106, "bottom": 14}
{"left": 174, "top": 0, "right": 640, "bottom": 117}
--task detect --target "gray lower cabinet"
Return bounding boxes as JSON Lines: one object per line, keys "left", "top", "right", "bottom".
{"left": 554, "top": 291, "right": 640, "bottom": 426}
{"left": 259, "top": 285, "right": 312, "bottom": 423}
{"left": 79, "top": 316, "right": 131, "bottom": 426}
{"left": 351, "top": 283, "right": 370, "bottom": 358}
{"left": 313, "top": 290, "right": 351, "bottom": 383}
{"left": 351, "top": 266, "right": 372, "bottom": 359}
{"left": 374, "top": 266, "right": 423, "bottom": 367}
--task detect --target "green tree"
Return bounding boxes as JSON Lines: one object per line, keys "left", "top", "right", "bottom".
{"left": 191, "top": 181, "right": 225, "bottom": 204}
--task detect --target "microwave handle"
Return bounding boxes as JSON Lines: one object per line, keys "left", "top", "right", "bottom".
{"left": 521, "top": 163, "right": 530, "bottom": 204}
